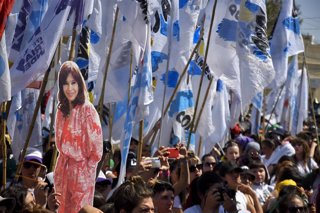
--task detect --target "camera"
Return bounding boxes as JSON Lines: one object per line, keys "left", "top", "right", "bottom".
{"left": 216, "top": 186, "right": 236, "bottom": 201}
{"left": 150, "top": 157, "right": 161, "bottom": 169}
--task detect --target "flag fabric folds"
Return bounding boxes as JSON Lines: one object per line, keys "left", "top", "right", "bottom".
{"left": 0, "top": 32, "right": 11, "bottom": 103}
{"left": 237, "top": 0, "right": 275, "bottom": 111}
{"left": 9, "top": 0, "right": 73, "bottom": 96}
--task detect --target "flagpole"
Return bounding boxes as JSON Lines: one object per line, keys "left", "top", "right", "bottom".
{"left": 303, "top": 53, "right": 319, "bottom": 145}
{"left": 1, "top": 102, "right": 7, "bottom": 189}
{"left": 150, "top": 37, "right": 202, "bottom": 148}
{"left": 98, "top": 7, "right": 119, "bottom": 121}
{"left": 49, "top": 38, "right": 62, "bottom": 172}
{"left": 137, "top": 120, "right": 144, "bottom": 164}
{"left": 187, "top": 0, "right": 218, "bottom": 150}
{"left": 69, "top": 28, "right": 77, "bottom": 61}
{"left": 158, "top": 4, "right": 175, "bottom": 149}
{"left": 197, "top": 136, "right": 202, "bottom": 157}
{"left": 193, "top": 78, "right": 213, "bottom": 134}
{"left": 14, "top": 66, "right": 51, "bottom": 182}
{"left": 264, "top": 84, "right": 285, "bottom": 132}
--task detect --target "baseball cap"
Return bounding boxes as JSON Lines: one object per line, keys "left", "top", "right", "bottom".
{"left": 23, "top": 147, "right": 43, "bottom": 164}
{"left": 218, "top": 161, "right": 243, "bottom": 177}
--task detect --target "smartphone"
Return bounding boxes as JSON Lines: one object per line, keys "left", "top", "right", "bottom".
{"left": 149, "top": 157, "right": 161, "bottom": 169}
{"left": 167, "top": 148, "right": 179, "bottom": 159}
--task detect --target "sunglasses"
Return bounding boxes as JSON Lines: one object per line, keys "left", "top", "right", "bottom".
{"left": 287, "top": 206, "right": 308, "bottom": 213}
{"left": 204, "top": 162, "right": 216, "bottom": 167}
{"left": 23, "top": 161, "right": 41, "bottom": 169}
{"left": 189, "top": 164, "right": 202, "bottom": 172}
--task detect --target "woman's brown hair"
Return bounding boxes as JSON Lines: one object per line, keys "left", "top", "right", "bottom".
{"left": 57, "top": 61, "right": 87, "bottom": 117}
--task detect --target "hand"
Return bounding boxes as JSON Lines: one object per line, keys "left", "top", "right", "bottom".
{"left": 177, "top": 144, "right": 187, "bottom": 158}
{"left": 78, "top": 204, "right": 103, "bottom": 213}
{"left": 34, "top": 180, "right": 49, "bottom": 208}
{"left": 153, "top": 146, "right": 169, "bottom": 157}
{"left": 159, "top": 156, "right": 169, "bottom": 171}
{"left": 238, "top": 183, "right": 255, "bottom": 197}
{"left": 222, "top": 192, "right": 237, "bottom": 213}
{"left": 47, "top": 189, "right": 61, "bottom": 211}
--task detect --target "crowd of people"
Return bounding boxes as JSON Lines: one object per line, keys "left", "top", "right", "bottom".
{"left": 0, "top": 120, "right": 320, "bottom": 213}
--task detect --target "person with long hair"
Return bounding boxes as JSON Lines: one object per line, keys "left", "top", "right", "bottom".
{"left": 54, "top": 61, "right": 103, "bottom": 212}
{"left": 292, "top": 138, "right": 318, "bottom": 177}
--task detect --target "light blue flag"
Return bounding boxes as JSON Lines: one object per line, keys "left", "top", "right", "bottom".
{"left": 117, "top": 21, "right": 153, "bottom": 187}
{"left": 10, "top": 0, "right": 73, "bottom": 96}
{"left": 269, "top": 0, "right": 304, "bottom": 88}
{"left": 237, "top": 0, "right": 275, "bottom": 111}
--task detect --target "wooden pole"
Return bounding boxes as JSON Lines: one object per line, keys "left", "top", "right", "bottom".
{"left": 49, "top": 38, "right": 62, "bottom": 172}
{"left": 137, "top": 120, "right": 144, "bottom": 164}
{"left": 14, "top": 67, "right": 51, "bottom": 182}
{"left": 193, "top": 78, "right": 214, "bottom": 133}
{"left": 197, "top": 136, "right": 202, "bottom": 157}
{"left": 148, "top": 38, "right": 202, "bottom": 148}
{"left": 1, "top": 102, "right": 7, "bottom": 189}
{"left": 187, "top": 0, "right": 218, "bottom": 150}
{"left": 98, "top": 7, "right": 119, "bottom": 121}
{"left": 68, "top": 29, "right": 77, "bottom": 61}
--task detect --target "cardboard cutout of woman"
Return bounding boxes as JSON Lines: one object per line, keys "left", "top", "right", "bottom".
{"left": 54, "top": 61, "right": 103, "bottom": 213}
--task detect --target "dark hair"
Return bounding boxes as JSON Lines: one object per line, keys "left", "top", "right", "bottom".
{"left": 0, "top": 185, "right": 29, "bottom": 212}
{"left": 184, "top": 176, "right": 201, "bottom": 209}
{"left": 292, "top": 138, "right": 310, "bottom": 163}
{"left": 99, "top": 203, "right": 115, "bottom": 213}
{"left": 277, "top": 185, "right": 308, "bottom": 213}
{"left": 152, "top": 181, "right": 174, "bottom": 195}
{"left": 261, "top": 139, "right": 275, "bottom": 150}
{"left": 201, "top": 153, "right": 213, "bottom": 163}
{"left": 57, "top": 61, "right": 87, "bottom": 117}
{"left": 248, "top": 160, "right": 269, "bottom": 182}
{"left": 108, "top": 176, "right": 153, "bottom": 213}
{"left": 197, "top": 171, "right": 222, "bottom": 197}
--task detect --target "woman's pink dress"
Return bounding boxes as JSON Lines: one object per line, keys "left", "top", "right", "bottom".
{"left": 54, "top": 101, "right": 103, "bottom": 213}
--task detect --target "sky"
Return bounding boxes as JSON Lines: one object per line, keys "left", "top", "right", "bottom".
{"left": 296, "top": 0, "right": 320, "bottom": 44}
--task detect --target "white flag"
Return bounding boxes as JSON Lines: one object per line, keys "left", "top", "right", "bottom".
{"left": 237, "top": 0, "right": 275, "bottom": 111}
{"left": 10, "top": 0, "right": 73, "bottom": 96}
{"left": 292, "top": 67, "right": 308, "bottom": 134}
{"left": 269, "top": 0, "right": 304, "bottom": 88}
{"left": 0, "top": 32, "right": 11, "bottom": 103}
